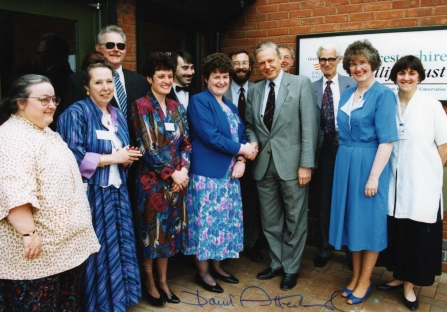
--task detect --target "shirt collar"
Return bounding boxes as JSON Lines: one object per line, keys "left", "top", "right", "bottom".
{"left": 231, "top": 80, "right": 249, "bottom": 93}
{"left": 323, "top": 73, "right": 339, "bottom": 86}
{"left": 267, "top": 69, "right": 284, "bottom": 87}
{"left": 115, "top": 65, "right": 124, "bottom": 76}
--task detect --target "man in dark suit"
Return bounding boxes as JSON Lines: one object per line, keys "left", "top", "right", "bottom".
{"left": 223, "top": 49, "right": 263, "bottom": 263}
{"left": 166, "top": 50, "right": 195, "bottom": 110}
{"left": 312, "top": 42, "right": 356, "bottom": 268}
{"left": 245, "top": 42, "right": 318, "bottom": 290}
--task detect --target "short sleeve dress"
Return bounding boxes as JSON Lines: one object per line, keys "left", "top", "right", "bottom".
{"left": 329, "top": 81, "right": 398, "bottom": 252}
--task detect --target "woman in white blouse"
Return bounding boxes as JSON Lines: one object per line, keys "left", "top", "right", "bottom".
{"left": 378, "top": 55, "right": 447, "bottom": 311}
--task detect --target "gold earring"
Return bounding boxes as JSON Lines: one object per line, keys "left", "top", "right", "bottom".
{"left": 86, "top": 90, "right": 90, "bottom": 96}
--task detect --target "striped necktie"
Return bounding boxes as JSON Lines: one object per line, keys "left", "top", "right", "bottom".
{"left": 263, "top": 81, "right": 275, "bottom": 131}
{"left": 114, "top": 71, "right": 127, "bottom": 117}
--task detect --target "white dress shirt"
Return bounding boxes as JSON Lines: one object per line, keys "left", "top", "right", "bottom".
{"left": 230, "top": 80, "right": 249, "bottom": 107}
{"left": 173, "top": 83, "right": 189, "bottom": 110}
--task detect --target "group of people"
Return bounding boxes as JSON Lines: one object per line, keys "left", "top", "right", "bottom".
{"left": 0, "top": 24, "right": 445, "bottom": 312}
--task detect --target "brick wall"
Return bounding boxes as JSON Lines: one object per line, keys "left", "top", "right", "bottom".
{"left": 117, "top": 0, "right": 137, "bottom": 71}
{"left": 221, "top": 0, "right": 447, "bottom": 79}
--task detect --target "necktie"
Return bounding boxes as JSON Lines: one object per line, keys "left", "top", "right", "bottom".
{"left": 238, "top": 87, "right": 246, "bottom": 122}
{"left": 175, "top": 85, "right": 189, "bottom": 92}
{"left": 114, "top": 71, "right": 127, "bottom": 117}
{"left": 263, "top": 81, "right": 275, "bottom": 131}
{"left": 321, "top": 80, "right": 335, "bottom": 141}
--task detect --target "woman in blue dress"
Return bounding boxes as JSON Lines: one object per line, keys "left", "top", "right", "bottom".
{"left": 132, "top": 52, "right": 191, "bottom": 306}
{"left": 184, "top": 53, "right": 254, "bottom": 293}
{"left": 329, "top": 40, "right": 398, "bottom": 305}
{"left": 58, "top": 62, "right": 143, "bottom": 311}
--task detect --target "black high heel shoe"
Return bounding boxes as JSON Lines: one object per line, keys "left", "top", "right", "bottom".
{"left": 143, "top": 290, "right": 166, "bottom": 307}
{"left": 157, "top": 284, "right": 180, "bottom": 304}
{"left": 211, "top": 270, "right": 239, "bottom": 284}
{"left": 195, "top": 273, "right": 224, "bottom": 293}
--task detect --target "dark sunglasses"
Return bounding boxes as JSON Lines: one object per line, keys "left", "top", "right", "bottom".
{"left": 100, "top": 42, "right": 126, "bottom": 50}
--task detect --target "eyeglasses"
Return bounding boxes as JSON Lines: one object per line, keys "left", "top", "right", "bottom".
{"left": 233, "top": 61, "right": 250, "bottom": 67}
{"left": 28, "top": 96, "right": 61, "bottom": 106}
{"left": 319, "top": 57, "right": 339, "bottom": 64}
{"left": 99, "top": 42, "right": 126, "bottom": 50}
{"left": 349, "top": 60, "right": 370, "bottom": 69}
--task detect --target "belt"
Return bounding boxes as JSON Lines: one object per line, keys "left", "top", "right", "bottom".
{"left": 339, "top": 140, "right": 378, "bottom": 148}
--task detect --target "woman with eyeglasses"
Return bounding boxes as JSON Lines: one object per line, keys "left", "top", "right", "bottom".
{"left": 329, "top": 40, "right": 398, "bottom": 305}
{"left": 0, "top": 74, "right": 100, "bottom": 310}
{"left": 57, "top": 62, "right": 143, "bottom": 312}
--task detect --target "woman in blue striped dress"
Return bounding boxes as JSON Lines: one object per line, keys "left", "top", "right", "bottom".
{"left": 57, "top": 62, "right": 143, "bottom": 311}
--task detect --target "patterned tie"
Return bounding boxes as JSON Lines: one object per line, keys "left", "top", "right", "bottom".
{"left": 238, "top": 87, "right": 246, "bottom": 122}
{"left": 114, "top": 71, "right": 127, "bottom": 117}
{"left": 263, "top": 81, "right": 275, "bottom": 131}
{"left": 321, "top": 80, "right": 335, "bottom": 141}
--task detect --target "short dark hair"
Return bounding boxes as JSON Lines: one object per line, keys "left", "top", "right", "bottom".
{"left": 228, "top": 49, "right": 255, "bottom": 67}
{"left": 82, "top": 51, "right": 107, "bottom": 71}
{"left": 142, "top": 52, "right": 176, "bottom": 78}
{"left": 342, "top": 40, "right": 382, "bottom": 73}
{"left": 202, "top": 53, "right": 232, "bottom": 80}
{"left": 172, "top": 50, "right": 194, "bottom": 68}
{"left": 389, "top": 55, "right": 426, "bottom": 84}
{"left": 0, "top": 74, "right": 51, "bottom": 125}
{"left": 82, "top": 62, "right": 114, "bottom": 87}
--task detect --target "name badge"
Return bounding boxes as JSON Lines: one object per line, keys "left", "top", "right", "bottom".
{"left": 398, "top": 123, "right": 407, "bottom": 140}
{"left": 165, "top": 123, "right": 175, "bottom": 131}
{"left": 96, "top": 130, "right": 113, "bottom": 140}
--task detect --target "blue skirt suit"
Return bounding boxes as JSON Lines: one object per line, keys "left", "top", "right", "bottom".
{"left": 329, "top": 82, "right": 398, "bottom": 252}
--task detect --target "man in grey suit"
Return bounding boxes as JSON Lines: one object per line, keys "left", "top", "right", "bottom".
{"left": 245, "top": 42, "right": 318, "bottom": 290}
{"left": 312, "top": 43, "right": 356, "bottom": 268}
{"left": 224, "top": 49, "right": 263, "bottom": 263}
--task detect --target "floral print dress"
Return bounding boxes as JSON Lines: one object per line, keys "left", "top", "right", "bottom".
{"left": 132, "top": 92, "right": 191, "bottom": 258}
{"left": 185, "top": 102, "right": 244, "bottom": 260}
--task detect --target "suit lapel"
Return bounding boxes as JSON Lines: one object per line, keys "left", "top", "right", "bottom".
{"left": 254, "top": 80, "right": 266, "bottom": 128}
{"left": 316, "top": 78, "right": 323, "bottom": 109}
{"left": 271, "top": 73, "right": 290, "bottom": 130}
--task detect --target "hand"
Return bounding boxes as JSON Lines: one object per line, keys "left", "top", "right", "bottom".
{"left": 171, "top": 167, "right": 189, "bottom": 189}
{"left": 232, "top": 160, "right": 246, "bottom": 179}
{"left": 115, "top": 146, "right": 142, "bottom": 166}
{"left": 239, "top": 143, "right": 254, "bottom": 157}
{"left": 298, "top": 167, "right": 312, "bottom": 187}
{"left": 245, "top": 142, "right": 258, "bottom": 160}
{"left": 171, "top": 182, "right": 182, "bottom": 193}
{"left": 365, "top": 176, "right": 378, "bottom": 197}
{"left": 23, "top": 232, "right": 41, "bottom": 260}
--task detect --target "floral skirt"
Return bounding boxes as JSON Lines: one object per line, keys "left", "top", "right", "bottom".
{"left": 184, "top": 162, "right": 244, "bottom": 260}
{"left": 0, "top": 265, "right": 83, "bottom": 312}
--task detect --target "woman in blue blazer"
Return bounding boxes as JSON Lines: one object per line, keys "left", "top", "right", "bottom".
{"left": 185, "top": 53, "right": 254, "bottom": 293}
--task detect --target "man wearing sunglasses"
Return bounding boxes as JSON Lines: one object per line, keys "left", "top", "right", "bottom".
{"left": 312, "top": 42, "right": 356, "bottom": 268}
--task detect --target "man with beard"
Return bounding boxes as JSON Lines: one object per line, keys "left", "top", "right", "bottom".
{"left": 277, "top": 44, "right": 295, "bottom": 73}
{"left": 223, "top": 49, "right": 263, "bottom": 263}
{"left": 167, "top": 50, "right": 195, "bottom": 110}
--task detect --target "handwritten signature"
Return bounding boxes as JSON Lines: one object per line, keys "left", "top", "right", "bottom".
{"left": 181, "top": 286, "right": 343, "bottom": 310}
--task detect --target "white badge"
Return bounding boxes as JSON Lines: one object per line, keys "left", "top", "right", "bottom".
{"left": 96, "top": 130, "right": 113, "bottom": 140}
{"left": 398, "top": 123, "right": 407, "bottom": 140}
{"left": 165, "top": 123, "right": 175, "bottom": 131}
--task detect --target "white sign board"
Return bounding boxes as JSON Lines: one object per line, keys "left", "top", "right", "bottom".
{"left": 297, "top": 27, "right": 447, "bottom": 104}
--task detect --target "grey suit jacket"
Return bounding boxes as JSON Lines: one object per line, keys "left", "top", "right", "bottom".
{"left": 312, "top": 74, "right": 356, "bottom": 162}
{"left": 224, "top": 81, "right": 254, "bottom": 103}
{"left": 245, "top": 72, "right": 318, "bottom": 181}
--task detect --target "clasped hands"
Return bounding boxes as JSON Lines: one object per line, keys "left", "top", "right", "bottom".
{"left": 171, "top": 167, "right": 189, "bottom": 193}
{"left": 241, "top": 142, "right": 258, "bottom": 161}
{"left": 116, "top": 146, "right": 142, "bottom": 167}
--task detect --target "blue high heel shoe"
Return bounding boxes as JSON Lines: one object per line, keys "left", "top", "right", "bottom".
{"left": 341, "top": 287, "right": 353, "bottom": 298}
{"left": 348, "top": 284, "right": 372, "bottom": 305}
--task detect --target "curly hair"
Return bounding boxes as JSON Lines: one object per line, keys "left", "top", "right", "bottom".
{"left": 389, "top": 55, "right": 425, "bottom": 84}
{"left": 342, "top": 40, "right": 382, "bottom": 73}
{"left": 142, "top": 52, "right": 176, "bottom": 78}
{"left": 202, "top": 53, "right": 232, "bottom": 79}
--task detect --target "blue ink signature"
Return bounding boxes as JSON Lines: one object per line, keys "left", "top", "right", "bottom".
{"left": 181, "top": 286, "right": 343, "bottom": 310}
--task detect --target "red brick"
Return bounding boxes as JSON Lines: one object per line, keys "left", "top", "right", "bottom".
{"left": 364, "top": 2, "right": 392, "bottom": 11}
{"left": 313, "top": 7, "right": 337, "bottom": 16}
{"left": 125, "top": 43, "right": 136, "bottom": 53}
{"left": 256, "top": 36, "right": 281, "bottom": 44}
{"left": 279, "top": 35, "right": 296, "bottom": 43}
{"left": 350, "top": 0, "right": 374, "bottom": 2}
{"left": 237, "top": 23, "right": 256, "bottom": 31}
{"left": 443, "top": 231, "right": 447, "bottom": 240}
{"left": 301, "top": 0, "right": 326, "bottom": 9}
{"left": 421, "top": 0, "right": 447, "bottom": 5}
{"left": 325, "top": 14, "right": 349, "bottom": 23}
{"left": 437, "top": 15, "right": 447, "bottom": 24}
{"left": 289, "top": 25, "right": 312, "bottom": 35}
{"left": 126, "top": 34, "right": 135, "bottom": 44}
{"left": 338, "top": 4, "right": 363, "bottom": 13}
{"left": 406, "top": 7, "right": 433, "bottom": 17}
{"left": 257, "top": 20, "right": 278, "bottom": 29}
{"left": 117, "top": 4, "right": 134, "bottom": 15}
{"left": 442, "top": 262, "right": 447, "bottom": 272}
{"left": 350, "top": 12, "right": 375, "bottom": 21}
{"left": 267, "top": 11, "right": 289, "bottom": 20}
{"left": 330, "top": 0, "right": 350, "bottom": 4}
{"left": 257, "top": 5, "right": 279, "bottom": 13}
{"left": 125, "top": 53, "right": 136, "bottom": 62}
{"left": 376, "top": 10, "right": 405, "bottom": 19}
{"left": 420, "top": 16, "right": 439, "bottom": 26}
{"left": 390, "top": 18, "right": 419, "bottom": 27}
{"left": 278, "top": 19, "right": 301, "bottom": 27}
{"left": 392, "top": 0, "right": 419, "bottom": 8}
{"left": 337, "top": 21, "right": 362, "bottom": 31}
{"left": 290, "top": 9, "right": 312, "bottom": 18}
{"left": 121, "top": 14, "right": 135, "bottom": 25}
{"left": 268, "top": 0, "right": 289, "bottom": 3}
{"left": 278, "top": 3, "right": 302, "bottom": 11}
{"left": 301, "top": 16, "right": 324, "bottom": 25}
{"left": 312, "top": 24, "right": 337, "bottom": 33}
{"left": 364, "top": 20, "right": 390, "bottom": 29}
{"left": 267, "top": 27, "right": 289, "bottom": 36}
{"left": 247, "top": 13, "right": 268, "bottom": 22}
{"left": 434, "top": 6, "right": 447, "bottom": 17}
{"left": 226, "top": 31, "right": 247, "bottom": 39}
{"left": 247, "top": 29, "right": 267, "bottom": 37}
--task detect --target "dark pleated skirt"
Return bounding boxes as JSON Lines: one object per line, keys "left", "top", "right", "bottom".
{"left": 84, "top": 185, "right": 141, "bottom": 312}
{"left": 384, "top": 209, "right": 442, "bottom": 286}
